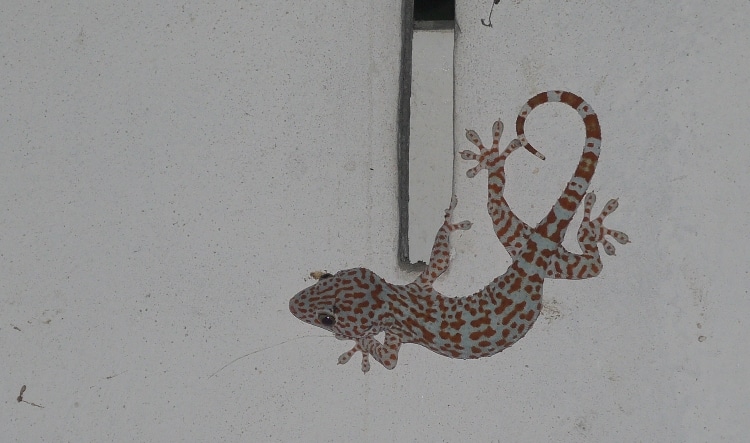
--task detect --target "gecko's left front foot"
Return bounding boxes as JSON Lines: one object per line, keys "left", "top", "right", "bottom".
{"left": 577, "top": 193, "right": 630, "bottom": 255}
{"left": 338, "top": 333, "right": 401, "bottom": 373}
{"left": 338, "top": 342, "right": 371, "bottom": 373}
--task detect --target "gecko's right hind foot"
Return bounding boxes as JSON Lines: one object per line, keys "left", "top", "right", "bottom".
{"left": 577, "top": 193, "right": 630, "bottom": 256}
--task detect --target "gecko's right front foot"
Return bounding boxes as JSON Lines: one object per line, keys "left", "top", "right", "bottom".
{"left": 460, "top": 119, "right": 522, "bottom": 178}
{"left": 415, "top": 195, "right": 472, "bottom": 288}
{"left": 444, "top": 194, "right": 473, "bottom": 233}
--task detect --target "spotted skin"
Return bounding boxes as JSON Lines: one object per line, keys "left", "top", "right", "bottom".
{"left": 289, "top": 91, "right": 629, "bottom": 372}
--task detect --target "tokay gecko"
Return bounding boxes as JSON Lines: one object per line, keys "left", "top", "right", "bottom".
{"left": 289, "top": 91, "right": 629, "bottom": 372}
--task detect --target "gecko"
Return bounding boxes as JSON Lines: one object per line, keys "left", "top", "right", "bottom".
{"left": 289, "top": 90, "right": 629, "bottom": 373}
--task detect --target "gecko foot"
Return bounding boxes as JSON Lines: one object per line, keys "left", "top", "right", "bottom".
{"left": 460, "top": 119, "right": 522, "bottom": 178}
{"left": 338, "top": 343, "right": 370, "bottom": 373}
{"left": 445, "top": 195, "right": 473, "bottom": 232}
{"left": 415, "top": 195, "right": 472, "bottom": 288}
{"left": 577, "top": 193, "right": 630, "bottom": 256}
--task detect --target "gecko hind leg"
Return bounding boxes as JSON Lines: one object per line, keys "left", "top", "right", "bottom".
{"left": 546, "top": 192, "right": 629, "bottom": 280}
{"left": 461, "top": 119, "right": 533, "bottom": 260}
{"left": 414, "top": 195, "right": 471, "bottom": 288}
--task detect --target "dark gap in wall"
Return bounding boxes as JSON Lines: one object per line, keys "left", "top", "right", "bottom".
{"left": 414, "top": 0, "right": 455, "bottom": 22}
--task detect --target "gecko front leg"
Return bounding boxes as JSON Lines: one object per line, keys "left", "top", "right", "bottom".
{"left": 337, "top": 342, "right": 371, "bottom": 373}
{"left": 338, "top": 331, "right": 402, "bottom": 373}
{"left": 414, "top": 195, "right": 472, "bottom": 288}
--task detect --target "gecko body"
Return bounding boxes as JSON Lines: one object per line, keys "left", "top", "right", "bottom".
{"left": 289, "top": 91, "right": 629, "bottom": 372}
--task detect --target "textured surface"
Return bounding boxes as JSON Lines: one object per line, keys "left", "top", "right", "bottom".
{"left": 4, "top": 1, "right": 750, "bottom": 440}
{"left": 290, "top": 91, "right": 629, "bottom": 372}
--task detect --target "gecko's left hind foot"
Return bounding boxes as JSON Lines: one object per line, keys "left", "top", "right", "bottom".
{"left": 577, "top": 193, "right": 630, "bottom": 256}
{"left": 460, "top": 119, "right": 522, "bottom": 178}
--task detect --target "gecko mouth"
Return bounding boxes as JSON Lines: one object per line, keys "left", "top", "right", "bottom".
{"left": 335, "top": 328, "right": 375, "bottom": 341}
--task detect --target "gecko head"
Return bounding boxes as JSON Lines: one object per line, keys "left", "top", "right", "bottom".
{"left": 289, "top": 267, "right": 388, "bottom": 339}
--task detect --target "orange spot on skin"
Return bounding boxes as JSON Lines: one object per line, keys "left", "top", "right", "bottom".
{"left": 493, "top": 297, "right": 513, "bottom": 315}
{"left": 559, "top": 91, "right": 584, "bottom": 108}
{"left": 509, "top": 277, "right": 522, "bottom": 293}
{"left": 470, "top": 315, "right": 490, "bottom": 328}
{"left": 439, "top": 330, "right": 462, "bottom": 345}
{"left": 582, "top": 113, "right": 601, "bottom": 139}
{"left": 449, "top": 312, "right": 466, "bottom": 330}
{"left": 469, "top": 326, "right": 496, "bottom": 341}
{"left": 502, "top": 301, "right": 527, "bottom": 326}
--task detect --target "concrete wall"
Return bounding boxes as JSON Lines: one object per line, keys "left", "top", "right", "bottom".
{"left": 3, "top": 1, "right": 748, "bottom": 441}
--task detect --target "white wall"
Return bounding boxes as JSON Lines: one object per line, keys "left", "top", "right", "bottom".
{"left": 2, "top": 1, "right": 748, "bottom": 441}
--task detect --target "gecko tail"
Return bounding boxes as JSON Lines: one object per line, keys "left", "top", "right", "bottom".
{"left": 515, "top": 91, "right": 602, "bottom": 244}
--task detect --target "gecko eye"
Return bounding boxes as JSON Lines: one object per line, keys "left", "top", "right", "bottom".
{"left": 320, "top": 273, "right": 334, "bottom": 279}
{"left": 317, "top": 313, "right": 336, "bottom": 326}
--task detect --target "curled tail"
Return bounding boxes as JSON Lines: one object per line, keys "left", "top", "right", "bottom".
{"left": 515, "top": 90, "right": 602, "bottom": 243}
